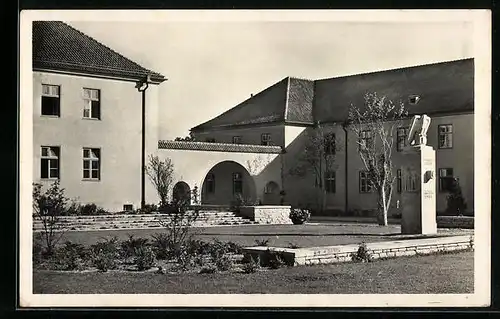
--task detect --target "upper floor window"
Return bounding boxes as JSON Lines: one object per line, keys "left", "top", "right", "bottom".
{"left": 83, "top": 148, "right": 101, "bottom": 180}
{"left": 323, "top": 133, "right": 336, "bottom": 155}
{"left": 324, "top": 171, "right": 336, "bottom": 193}
{"left": 205, "top": 173, "right": 215, "bottom": 193}
{"left": 233, "top": 172, "right": 243, "bottom": 194}
{"left": 438, "top": 124, "right": 453, "bottom": 149}
{"left": 396, "top": 169, "right": 402, "bottom": 193}
{"left": 232, "top": 136, "right": 242, "bottom": 144}
{"left": 41, "top": 84, "right": 60, "bottom": 116}
{"left": 359, "top": 130, "right": 373, "bottom": 151}
{"left": 397, "top": 127, "right": 409, "bottom": 152}
{"left": 359, "top": 171, "right": 373, "bottom": 193}
{"left": 83, "top": 88, "right": 101, "bottom": 120}
{"left": 439, "top": 168, "right": 454, "bottom": 192}
{"left": 261, "top": 133, "right": 272, "bottom": 146}
{"left": 40, "top": 146, "right": 60, "bottom": 179}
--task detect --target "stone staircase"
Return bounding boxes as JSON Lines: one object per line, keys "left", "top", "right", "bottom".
{"left": 32, "top": 211, "right": 257, "bottom": 232}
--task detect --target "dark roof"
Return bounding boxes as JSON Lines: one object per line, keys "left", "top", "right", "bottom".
{"left": 313, "top": 58, "right": 474, "bottom": 122}
{"left": 33, "top": 21, "right": 166, "bottom": 84}
{"left": 191, "top": 77, "right": 315, "bottom": 131}
{"left": 158, "top": 140, "right": 283, "bottom": 154}
{"left": 191, "top": 58, "right": 473, "bottom": 132}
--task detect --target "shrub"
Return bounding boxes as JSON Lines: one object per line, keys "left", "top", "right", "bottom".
{"left": 199, "top": 265, "right": 217, "bottom": 274}
{"left": 33, "top": 181, "right": 69, "bottom": 256}
{"left": 136, "top": 203, "right": 158, "bottom": 214}
{"left": 33, "top": 233, "right": 44, "bottom": 265}
{"left": 54, "top": 241, "right": 88, "bottom": 270}
{"left": 446, "top": 178, "right": 467, "bottom": 216}
{"left": 254, "top": 238, "right": 270, "bottom": 247}
{"left": 241, "top": 255, "right": 260, "bottom": 274}
{"left": 134, "top": 246, "right": 156, "bottom": 271}
{"left": 289, "top": 208, "right": 310, "bottom": 225}
{"left": 151, "top": 233, "right": 171, "bottom": 260}
{"left": 229, "top": 193, "right": 245, "bottom": 213}
{"left": 215, "top": 254, "right": 233, "bottom": 271}
{"left": 90, "top": 237, "right": 119, "bottom": 272}
{"left": 288, "top": 242, "right": 301, "bottom": 249}
{"left": 262, "top": 250, "right": 291, "bottom": 269}
{"left": 120, "top": 235, "right": 149, "bottom": 259}
{"left": 351, "top": 242, "right": 372, "bottom": 263}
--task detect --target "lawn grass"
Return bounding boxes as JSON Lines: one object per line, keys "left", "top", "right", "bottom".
{"left": 33, "top": 251, "right": 473, "bottom": 294}
{"left": 49, "top": 223, "right": 472, "bottom": 248}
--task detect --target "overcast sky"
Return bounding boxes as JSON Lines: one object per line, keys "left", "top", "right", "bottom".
{"left": 68, "top": 20, "right": 474, "bottom": 139}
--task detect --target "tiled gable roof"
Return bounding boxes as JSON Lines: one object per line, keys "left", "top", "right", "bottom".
{"left": 313, "top": 58, "right": 474, "bottom": 122}
{"left": 192, "top": 58, "right": 473, "bottom": 132}
{"left": 158, "top": 140, "right": 283, "bottom": 154}
{"left": 33, "top": 21, "right": 166, "bottom": 84}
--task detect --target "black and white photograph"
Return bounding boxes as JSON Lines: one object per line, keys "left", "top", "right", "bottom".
{"left": 19, "top": 10, "right": 491, "bottom": 307}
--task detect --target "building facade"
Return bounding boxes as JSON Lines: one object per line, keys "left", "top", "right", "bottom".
{"left": 32, "top": 21, "right": 166, "bottom": 212}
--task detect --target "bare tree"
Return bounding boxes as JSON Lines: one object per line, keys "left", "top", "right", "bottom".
{"left": 146, "top": 155, "right": 174, "bottom": 208}
{"left": 348, "top": 92, "right": 407, "bottom": 226}
{"left": 288, "top": 124, "right": 338, "bottom": 212}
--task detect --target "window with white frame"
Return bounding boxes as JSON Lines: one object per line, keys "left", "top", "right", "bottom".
{"left": 439, "top": 168, "right": 454, "bottom": 192}
{"left": 205, "top": 173, "right": 215, "bottom": 193}
{"left": 359, "top": 130, "right": 373, "bottom": 151}
{"left": 232, "top": 136, "right": 242, "bottom": 144}
{"left": 359, "top": 171, "right": 372, "bottom": 193}
{"left": 438, "top": 124, "right": 453, "bottom": 149}
{"left": 233, "top": 172, "right": 243, "bottom": 194}
{"left": 261, "top": 133, "right": 272, "bottom": 146}
{"left": 397, "top": 127, "right": 409, "bottom": 151}
{"left": 41, "top": 84, "right": 60, "bottom": 116}
{"left": 324, "top": 171, "right": 336, "bottom": 193}
{"left": 40, "top": 146, "right": 60, "bottom": 179}
{"left": 83, "top": 148, "right": 101, "bottom": 180}
{"left": 83, "top": 88, "right": 101, "bottom": 119}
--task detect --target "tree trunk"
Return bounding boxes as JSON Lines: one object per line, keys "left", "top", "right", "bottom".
{"left": 377, "top": 184, "right": 389, "bottom": 226}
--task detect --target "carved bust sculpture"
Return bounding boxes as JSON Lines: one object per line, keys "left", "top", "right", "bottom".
{"left": 407, "top": 114, "right": 431, "bottom": 146}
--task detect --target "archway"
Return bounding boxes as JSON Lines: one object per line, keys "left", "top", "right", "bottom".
{"left": 172, "top": 181, "right": 191, "bottom": 204}
{"left": 263, "top": 181, "right": 280, "bottom": 205}
{"left": 200, "top": 161, "right": 257, "bottom": 206}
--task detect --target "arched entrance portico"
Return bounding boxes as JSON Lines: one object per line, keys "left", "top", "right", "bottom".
{"left": 200, "top": 160, "right": 257, "bottom": 206}
{"left": 172, "top": 181, "right": 191, "bottom": 204}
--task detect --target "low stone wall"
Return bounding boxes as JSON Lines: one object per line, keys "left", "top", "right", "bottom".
{"left": 239, "top": 206, "right": 293, "bottom": 224}
{"left": 242, "top": 235, "right": 473, "bottom": 266}
{"left": 437, "top": 216, "right": 474, "bottom": 229}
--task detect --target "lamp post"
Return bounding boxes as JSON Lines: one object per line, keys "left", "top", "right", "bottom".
{"left": 136, "top": 75, "right": 151, "bottom": 210}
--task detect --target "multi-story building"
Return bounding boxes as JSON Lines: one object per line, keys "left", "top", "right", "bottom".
{"left": 188, "top": 58, "right": 474, "bottom": 215}
{"left": 32, "top": 21, "right": 166, "bottom": 212}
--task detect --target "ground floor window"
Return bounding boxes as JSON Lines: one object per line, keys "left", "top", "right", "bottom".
{"left": 41, "top": 146, "right": 60, "bottom": 179}
{"left": 83, "top": 148, "right": 101, "bottom": 180}
{"left": 359, "top": 171, "right": 372, "bottom": 193}
{"left": 205, "top": 173, "right": 215, "bottom": 193}
{"left": 325, "top": 171, "right": 336, "bottom": 193}
{"left": 439, "top": 168, "right": 454, "bottom": 192}
{"left": 233, "top": 172, "right": 243, "bottom": 194}
{"left": 397, "top": 169, "right": 402, "bottom": 193}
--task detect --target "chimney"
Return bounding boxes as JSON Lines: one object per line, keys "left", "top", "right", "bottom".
{"left": 250, "top": 93, "right": 254, "bottom": 97}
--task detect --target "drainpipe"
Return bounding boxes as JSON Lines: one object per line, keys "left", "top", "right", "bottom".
{"left": 342, "top": 121, "right": 349, "bottom": 215}
{"left": 137, "top": 75, "right": 151, "bottom": 210}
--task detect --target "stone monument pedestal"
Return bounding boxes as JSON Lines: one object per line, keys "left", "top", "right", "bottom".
{"left": 400, "top": 145, "right": 437, "bottom": 235}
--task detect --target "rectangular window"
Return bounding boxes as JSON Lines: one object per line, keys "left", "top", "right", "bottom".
{"left": 123, "top": 204, "right": 134, "bottom": 212}
{"left": 439, "top": 168, "right": 454, "bottom": 192}
{"left": 83, "top": 148, "right": 101, "bottom": 180}
{"left": 324, "top": 133, "right": 336, "bottom": 155}
{"left": 205, "top": 173, "right": 215, "bottom": 193}
{"left": 40, "top": 146, "right": 60, "bottom": 179}
{"left": 397, "top": 127, "right": 409, "bottom": 151}
{"left": 232, "top": 136, "right": 242, "bottom": 144}
{"left": 359, "top": 130, "right": 373, "bottom": 151}
{"left": 397, "top": 169, "right": 402, "bottom": 193}
{"left": 233, "top": 172, "right": 243, "bottom": 194}
{"left": 438, "top": 125, "right": 453, "bottom": 149}
{"left": 41, "top": 84, "right": 60, "bottom": 116}
{"left": 261, "top": 133, "right": 272, "bottom": 146}
{"left": 405, "top": 170, "right": 420, "bottom": 192}
{"left": 324, "top": 171, "right": 336, "bottom": 193}
{"left": 359, "top": 171, "right": 372, "bottom": 193}
{"left": 83, "top": 88, "right": 101, "bottom": 119}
